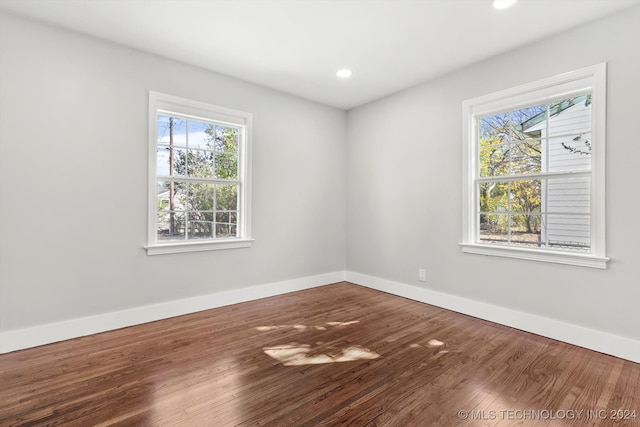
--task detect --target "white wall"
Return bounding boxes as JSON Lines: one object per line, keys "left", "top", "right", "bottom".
{"left": 347, "top": 6, "right": 640, "bottom": 342}
{"left": 0, "top": 13, "right": 347, "bottom": 332}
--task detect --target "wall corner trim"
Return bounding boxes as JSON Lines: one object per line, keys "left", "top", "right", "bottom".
{"left": 346, "top": 271, "right": 640, "bottom": 364}
{"left": 0, "top": 271, "right": 346, "bottom": 354}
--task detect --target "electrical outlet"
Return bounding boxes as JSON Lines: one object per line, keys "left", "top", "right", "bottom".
{"left": 418, "top": 268, "right": 426, "bottom": 282}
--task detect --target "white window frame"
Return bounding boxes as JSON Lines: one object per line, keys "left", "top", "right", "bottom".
{"left": 145, "top": 91, "right": 253, "bottom": 255}
{"left": 460, "top": 63, "right": 609, "bottom": 269}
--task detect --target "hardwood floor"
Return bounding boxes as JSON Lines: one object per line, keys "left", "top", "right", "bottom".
{"left": 1, "top": 282, "right": 638, "bottom": 426}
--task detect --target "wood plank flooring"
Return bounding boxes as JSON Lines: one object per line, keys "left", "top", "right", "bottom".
{"left": 1, "top": 282, "right": 638, "bottom": 426}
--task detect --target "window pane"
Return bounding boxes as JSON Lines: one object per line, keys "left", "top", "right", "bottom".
{"left": 157, "top": 181, "right": 188, "bottom": 210}
{"left": 509, "top": 214, "right": 542, "bottom": 247}
{"left": 214, "top": 211, "right": 238, "bottom": 239}
{"left": 479, "top": 214, "right": 509, "bottom": 244}
{"left": 479, "top": 180, "right": 542, "bottom": 213}
{"left": 212, "top": 126, "right": 239, "bottom": 153}
{"left": 156, "top": 147, "right": 171, "bottom": 176}
{"left": 216, "top": 223, "right": 237, "bottom": 238}
{"left": 479, "top": 214, "right": 542, "bottom": 248}
{"left": 546, "top": 214, "right": 590, "bottom": 252}
{"left": 157, "top": 114, "right": 187, "bottom": 147}
{"left": 512, "top": 104, "right": 547, "bottom": 140}
{"left": 182, "top": 149, "right": 213, "bottom": 178}
{"left": 547, "top": 96, "right": 591, "bottom": 136}
{"left": 187, "top": 183, "right": 215, "bottom": 211}
{"left": 189, "top": 211, "right": 214, "bottom": 222}
{"left": 546, "top": 177, "right": 590, "bottom": 214}
{"left": 156, "top": 179, "right": 186, "bottom": 241}
{"left": 187, "top": 120, "right": 213, "bottom": 150}
{"left": 479, "top": 113, "right": 509, "bottom": 145}
{"left": 188, "top": 220, "right": 214, "bottom": 239}
{"left": 479, "top": 144, "right": 509, "bottom": 177}
{"left": 157, "top": 116, "right": 187, "bottom": 147}
{"left": 216, "top": 212, "right": 229, "bottom": 223}
{"left": 216, "top": 185, "right": 238, "bottom": 210}
{"left": 510, "top": 141, "right": 542, "bottom": 175}
{"left": 215, "top": 152, "right": 238, "bottom": 179}
{"left": 156, "top": 218, "right": 170, "bottom": 238}
{"left": 157, "top": 213, "right": 185, "bottom": 241}
{"left": 548, "top": 133, "right": 591, "bottom": 172}
{"left": 169, "top": 148, "right": 187, "bottom": 177}
{"left": 510, "top": 180, "right": 541, "bottom": 213}
{"left": 479, "top": 182, "right": 509, "bottom": 213}
{"left": 156, "top": 181, "right": 170, "bottom": 209}
{"left": 172, "top": 182, "right": 188, "bottom": 208}
{"left": 157, "top": 114, "right": 172, "bottom": 146}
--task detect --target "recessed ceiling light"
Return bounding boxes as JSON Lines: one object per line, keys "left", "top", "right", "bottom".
{"left": 492, "top": 0, "right": 518, "bottom": 10}
{"left": 336, "top": 69, "right": 353, "bottom": 78}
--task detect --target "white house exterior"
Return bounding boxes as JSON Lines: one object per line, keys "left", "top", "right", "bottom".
{"left": 522, "top": 96, "right": 592, "bottom": 251}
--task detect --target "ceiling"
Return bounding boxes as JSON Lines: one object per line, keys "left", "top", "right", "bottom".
{"left": 1, "top": 0, "right": 638, "bottom": 110}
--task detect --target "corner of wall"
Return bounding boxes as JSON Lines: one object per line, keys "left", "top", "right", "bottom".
{"left": 0, "top": 271, "right": 346, "bottom": 354}
{"left": 346, "top": 271, "right": 640, "bottom": 363}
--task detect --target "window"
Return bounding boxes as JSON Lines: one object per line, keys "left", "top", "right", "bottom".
{"left": 146, "top": 92, "right": 252, "bottom": 255}
{"left": 461, "top": 64, "right": 608, "bottom": 268}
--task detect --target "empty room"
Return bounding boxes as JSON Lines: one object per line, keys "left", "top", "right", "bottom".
{"left": 0, "top": 0, "right": 639, "bottom": 425}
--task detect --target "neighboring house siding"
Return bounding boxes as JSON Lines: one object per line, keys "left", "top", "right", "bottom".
{"left": 526, "top": 99, "right": 592, "bottom": 249}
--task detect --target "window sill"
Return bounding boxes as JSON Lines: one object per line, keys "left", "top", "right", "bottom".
{"left": 459, "top": 243, "right": 609, "bottom": 269}
{"left": 145, "top": 238, "right": 254, "bottom": 255}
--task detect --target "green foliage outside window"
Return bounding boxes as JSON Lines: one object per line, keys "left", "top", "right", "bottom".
{"left": 158, "top": 120, "right": 240, "bottom": 240}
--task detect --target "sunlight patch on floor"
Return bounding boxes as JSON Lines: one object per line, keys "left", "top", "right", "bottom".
{"left": 326, "top": 321, "right": 360, "bottom": 327}
{"left": 263, "top": 344, "right": 380, "bottom": 366}
{"left": 409, "top": 338, "right": 450, "bottom": 355}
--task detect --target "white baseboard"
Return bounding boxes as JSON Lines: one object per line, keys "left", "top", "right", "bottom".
{"left": 0, "top": 271, "right": 346, "bottom": 354}
{"left": 346, "top": 271, "right": 640, "bottom": 364}
{"left": 3, "top": 270, "right": 638, "bottom": 363}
